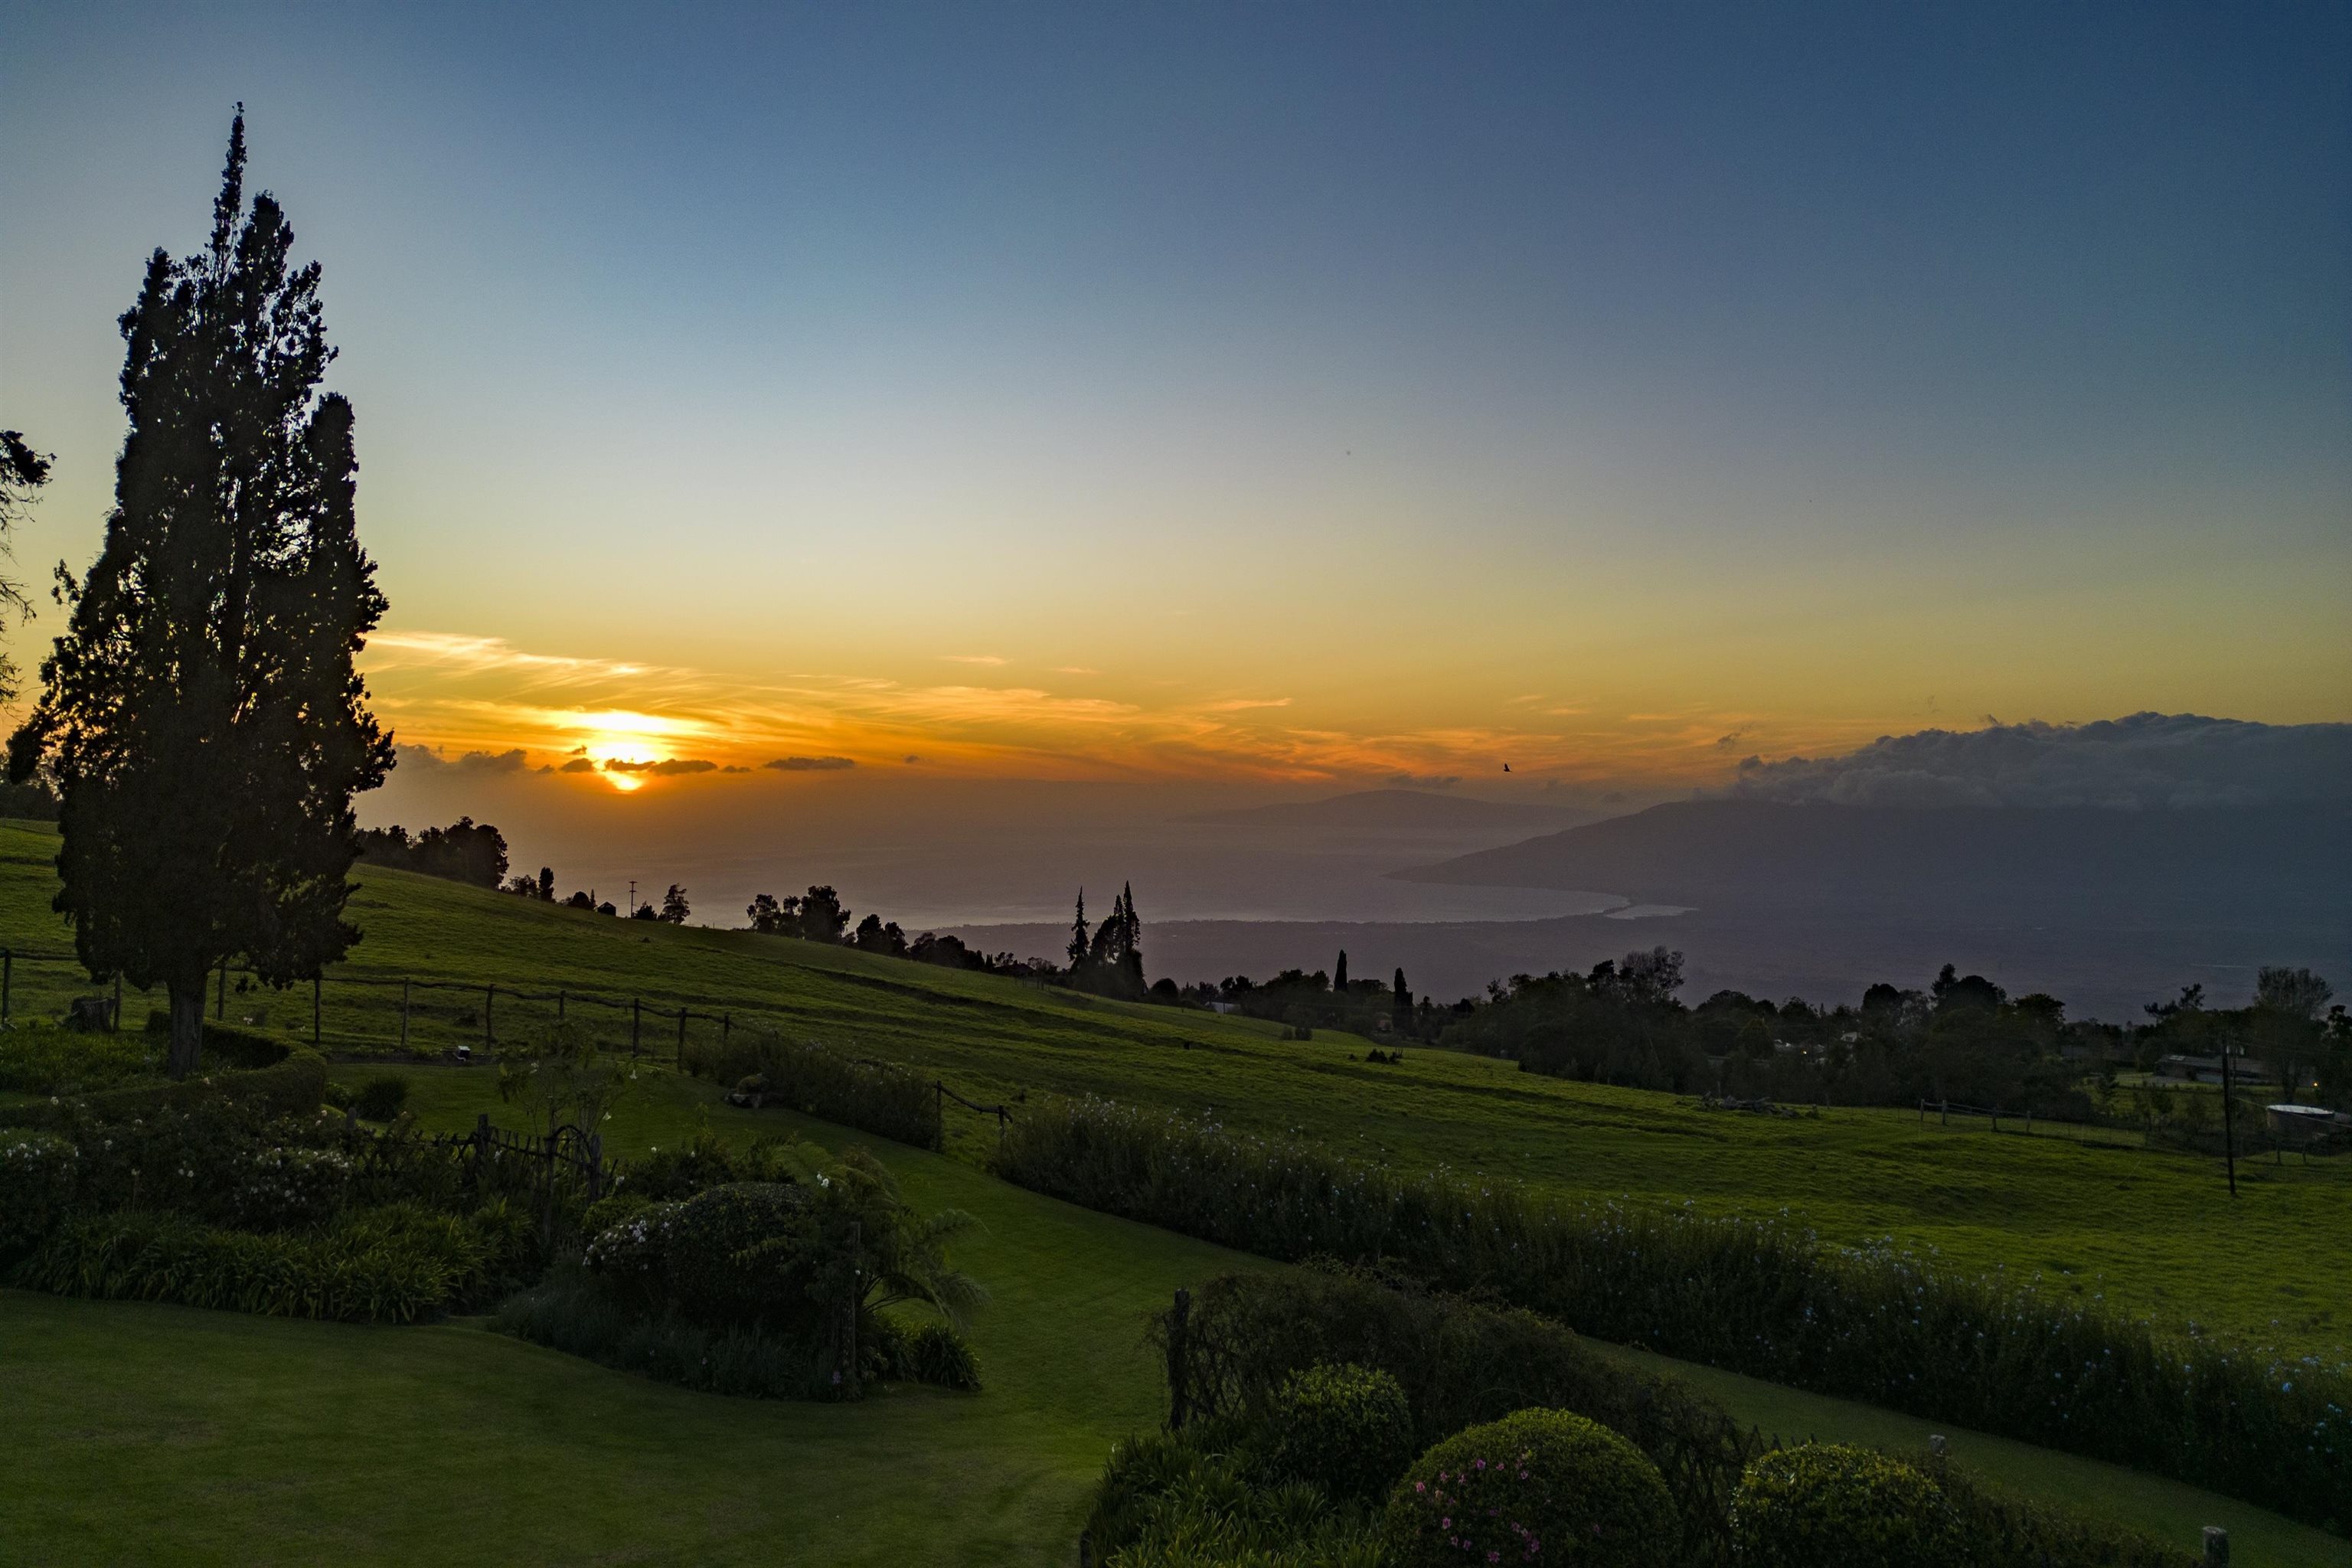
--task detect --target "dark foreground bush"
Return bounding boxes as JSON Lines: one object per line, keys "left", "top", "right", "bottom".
{"left": 1729, "top": 1445, "right": 1963, "bottom": 1568}
{"left": 1086, "top": 1422, "right": 1385, "bottom": 1568}
{"left": 0, "top": 1130, "right": 77, "bottom": 1260}
{"left": 351, "top": 1073, "right": 410, "bottom": 1122}
{"left": 1164, "top": 1266, "right": 1759, "bottom": 1562}
{"left": 997, "top": 1096, "right": 2351, "bottom": 1530}
{"left": 14, "top": 1200, "right": 523, "bottom": 1322}
{"left": 500, "top": 1266, "right": 984, "bottom": 1400}
{"left": 683, "top": 1031, "right": 942, "bottom": 1150}
{"left": 1385, "top": 1408, "right": 1677, "bottom": 1568}
{"left": 1266, "top": 1363, "right": 1415, "bottom": 1506}
{"left": 497, "top": 1266, "right": 827, "bottom": 1399}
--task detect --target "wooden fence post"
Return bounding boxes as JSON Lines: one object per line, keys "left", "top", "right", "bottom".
{"left": 676, "top": 1006, "right": 688, "bottom": 1065}
{"left": 722, "top": 1011, "right": 731, "bottom": 1047}
{"left": 1078, "top": 1530, "right": 1093, "bottom": 1568}
{"left": 216, "top": 961, "right": 227, "bottom": 1021}
{"left": 835, "top": 1218, "right": 863, "bottom": 1400}
{"left": 2203, "top": 1526, "right": 2229, "bottom": 1566}
{"left": 1167, "top": 1286, "right": 1192, "bottom": 1430}
{"left": 399, "top": 977, "right": 411, "bottom": 1050}
{"left": 587, "top": 1131, "right": 604, "bottom": 1202}
{"left": 557, "top": 988, "right": 567, "bottom": 1023}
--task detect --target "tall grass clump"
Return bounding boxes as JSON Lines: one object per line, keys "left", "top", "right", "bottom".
{"left": 684, "top": 1031, "right": 942, "bottom": 1150}
{"left": 993, "top": 1096, "right": 2352, "bottom": 1532}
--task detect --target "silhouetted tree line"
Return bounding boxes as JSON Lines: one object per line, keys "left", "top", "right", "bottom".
{"left": 358, "top": 818, "right": 510, "bottom": 889}
{"left": 735, "top": 880, "right": 1145, "bottom": 990}
{"left": 1171, "top": 949, "right": 1460, "bottom": 1040}
{"left": 1439, "top": 948, "right": 2351, "bottom": 1116}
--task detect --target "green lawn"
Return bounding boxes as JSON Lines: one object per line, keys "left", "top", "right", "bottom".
{"left": 5, "top": 1067, "right": 2340, "bottom": 1566}
{"left": 2, "top": 818, "right": 2340, "bottom": 1360}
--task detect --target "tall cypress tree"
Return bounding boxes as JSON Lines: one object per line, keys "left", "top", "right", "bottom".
{"left": 8, "top": 110, "right": 393, "bottom": 1077}
{"left": 1118, "top": 880, "right": 1145, "bottom": 996}
{"left": 1334, "top": 949, "right": 1348, "bottom": 992}
{"left": 1067, "top": 887, "right": 1091, "bottom": 972}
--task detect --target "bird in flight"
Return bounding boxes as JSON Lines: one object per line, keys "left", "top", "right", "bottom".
{"left": 1502, "top": 763, "right": 1511, "bottom": 772}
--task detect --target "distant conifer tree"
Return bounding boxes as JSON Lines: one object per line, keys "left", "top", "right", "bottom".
{"left": 1068, "top": 887, "right": 1091, "bottom": 970}
{"left": 1334, "top": 949, "right": 1348, "bottom": 992}
{"left": 8, "top": 110, "right": 391, "bottom": 1078}
{"left": 537, "top": 866, "right": 555, "bottom": 903}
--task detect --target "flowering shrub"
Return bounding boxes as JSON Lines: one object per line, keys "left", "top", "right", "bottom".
{"left": 1384, "top": 1409, "right": 1676, "bottom": 1568}
{"left": 1266, "top": 1363, "right": 1416, "bottom": 1505}
{"left": 215, "top": 1145, "right": 354, "bottom": 1231}
{"left": 1728, "top": 1445, "right": 1962, "bottom": 1568}
{"left": 995, "top": 1096, "right": 2352, "bottom": 1530}
{"left": 0, "top": 1130, "right": 78, "bottom": 1259}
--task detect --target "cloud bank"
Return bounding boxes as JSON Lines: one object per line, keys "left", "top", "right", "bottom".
{"left": 1729, "top": 713, "right": 2352, "bottom": 809}
{"left": 765, "top": 756, "right": 857, "bottom": 772}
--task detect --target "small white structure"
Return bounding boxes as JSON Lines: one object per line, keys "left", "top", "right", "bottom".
{"left": 2266, "top": 1103, "right": 2350, "bottom": 1142}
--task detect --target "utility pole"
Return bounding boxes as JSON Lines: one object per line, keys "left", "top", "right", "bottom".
{"left": 628, "top": 879, "right": 636, "bottom": 918}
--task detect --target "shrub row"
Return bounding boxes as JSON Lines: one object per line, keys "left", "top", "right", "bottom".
{"left": 995, "top": 1096, "right": 2351, "bottom": 1531}
{"left": 683, "top": 1031, "right": 942, "bottom": 1149}
{"left": 0, "top": 1042, "right": 325, "bottom": 1130}
{"left": 0, "top": 1022, "right": 162, "bottom": 1095}
{"left": 12, "top": 1200, "right": 528, "bottom": 1323}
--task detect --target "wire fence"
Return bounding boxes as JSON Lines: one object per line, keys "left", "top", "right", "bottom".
{"left": 1916, "top": 1095, "right": 2347, "bottom": 1164}
{"left": 0, "top": 944, "right": 821, "bottom": 1070}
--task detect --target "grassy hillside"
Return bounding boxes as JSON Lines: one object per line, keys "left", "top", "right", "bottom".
{"left": 1, "top": 818, "right": 2345, "bottom": 1361}
{"left": 7, "top": 1069, "right": 2340, "bottom": 1566}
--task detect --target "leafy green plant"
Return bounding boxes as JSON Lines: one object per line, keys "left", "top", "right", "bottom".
{"left": 1266, "top": 1363, "right": 1414, "bottom": 1506}
{"left": 1086, "top": 1423, "right": 1385, "bottom": 1568}
{"left": 351, "top": 1073, "right": 409, "bottom": 1122}
{"left": 495, "top": 1264, "right": 825, "bottom": 1399}
{"left": 0, "top": 1129, "right": 77, "bottom": 1260}
{"left": 902, "top": 1319, "right": 982, "bottom": 1392}
{"left": 1728, "top": 1445, "right": 1963, "bottom": 1568}
{"left": 1384, "top": 1408, "right": 1677, "bottom": 1568}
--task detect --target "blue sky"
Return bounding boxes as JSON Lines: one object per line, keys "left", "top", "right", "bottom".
{"left": 2, "top": 2, "right": 2346, "bottom": 795}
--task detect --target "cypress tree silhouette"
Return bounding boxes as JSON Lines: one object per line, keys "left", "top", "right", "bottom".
{"left": 1334, "top": 949, "right": 1348, "bottom": 992}
{"left": 8, "top": 109, "right": 392, "bottom": 1078}
{"left": 1067, "top": 887, "right": 1091, "bottom": 971}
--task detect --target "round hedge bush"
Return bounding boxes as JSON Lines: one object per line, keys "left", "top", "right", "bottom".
{"left": 1266, "top": 1361, "right": 1415, "bottom": 1504}
{"left": 661, "top": 1181, "right": 815, "bottom": 1334}
{"left": 1729, "top": 1444, "right": 1964, "bottom": 1568}
{"left": 1383, "top": 1407, "right": 1675, "bottom": 1567}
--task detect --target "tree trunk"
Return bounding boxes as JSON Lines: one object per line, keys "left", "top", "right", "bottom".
{"left": 167, "top": 979, "right": 206, "bottom": 1080}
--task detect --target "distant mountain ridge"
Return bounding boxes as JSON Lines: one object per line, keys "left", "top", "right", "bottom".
{"left": 1393, "top": 799, "right": 2352, "bottom": 925}
{"left": 1184, "top": 789, "right": 1600, "bottom": 832}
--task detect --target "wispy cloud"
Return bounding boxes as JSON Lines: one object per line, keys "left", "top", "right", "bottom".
{"left": 940, "top": 654, "right": 1007, "bottom": 666}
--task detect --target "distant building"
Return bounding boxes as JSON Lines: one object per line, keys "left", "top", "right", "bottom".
{"left": 2266, "top": 1103, "right": 2351, "bottom": 1142}
{"left": 2157, "top": 1054, "right": 2272, "bottom": 1085}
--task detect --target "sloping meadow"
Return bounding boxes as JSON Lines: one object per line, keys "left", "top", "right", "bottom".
{"left": 992, "top": 1096, "right": 2350, "bottom": 1534}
